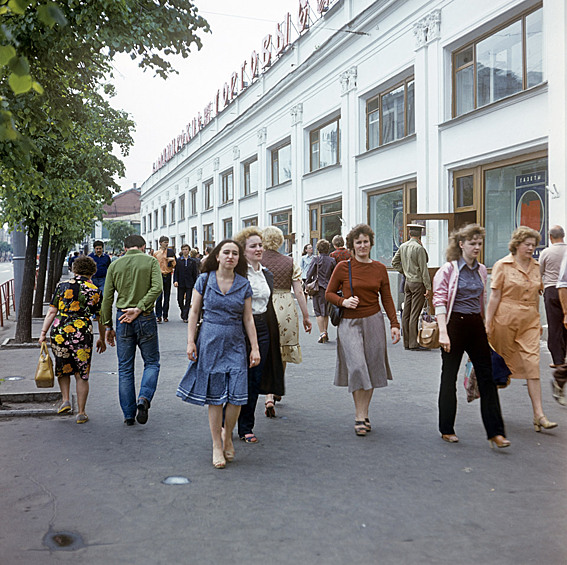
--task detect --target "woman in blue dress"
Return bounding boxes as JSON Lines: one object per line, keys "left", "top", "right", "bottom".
{"left": 177, "top": 240, "right": 260, "bottom": 469}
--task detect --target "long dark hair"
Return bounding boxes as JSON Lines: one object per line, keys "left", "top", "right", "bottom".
{"left": 201, "top": 239, "right": 247, "bottom": 277}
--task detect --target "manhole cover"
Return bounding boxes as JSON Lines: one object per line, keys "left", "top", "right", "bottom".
{"left": 43, "top": 530, "right": 85, "bottom": 551}
{"left": 4, "top": 376, "right": 24, "bottom": 381}
{"left": 162, "top": 476, "right": 191, "bottom": 485}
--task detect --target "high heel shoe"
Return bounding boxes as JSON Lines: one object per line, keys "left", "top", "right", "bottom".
{"left": 488, "top": 435, "right": 511, "bottom": 449}
{"left": 533, "top": 416, "right": 558, "bottom": 432}
{"left": 441, "top": 434, "right": 459, "bottom": 443}
{"left": 265, "top": 399, "right": 276, "bottom": 418}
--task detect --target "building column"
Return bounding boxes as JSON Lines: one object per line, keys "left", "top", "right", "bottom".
{"left": 290, "top": 103, "right": 304, "bottom": 258}
{"left": 232, "top": 146, "right": 240, "bottom": 233}
{"left": 546, "top": 0, "right": 567, "bottom": 225}
{"left": 213, "top": 157, "right": 220, "bottom": 244}
{"left": 257, "top": 127, "right": 267, "bottom": 225}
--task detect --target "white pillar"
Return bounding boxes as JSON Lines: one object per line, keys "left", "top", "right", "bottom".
{"left": 257, "top": 127, "right": 267, "bottom": 225}
{"left": 232, "top": 146, "right": 240, "bottom": 232}
{"left": 291, "top": 103, "right": 304, "bottom": 261}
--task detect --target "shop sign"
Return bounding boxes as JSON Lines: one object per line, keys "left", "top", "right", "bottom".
{"left": 152, "top": 0, "right": 336, "bottom": 173}
{"left": 515, "top": 171, "right": 547, "bottom": 257}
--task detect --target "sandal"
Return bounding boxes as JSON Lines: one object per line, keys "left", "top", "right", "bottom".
{"left": 354, "top": 421, "right": 367, "bottom": 436}
{"left": 240, "top": 433, "right": 259, "bottom": 443}
{"left": 212, "top": 448, "right": 226, "bottom": 469}
{"left": 318, "top": 332, "right": 327, "bottom": 343}
{"left": 76, "top": 413, "right": 89, "bottom": 424}
{"left": 364, "top": 418, "right": 371, "bottom": 432}
{"left": 265, "top": 399, "right": 276, "bottom": 418}
{"left": 57, "top": 401, "right": 71, "bottom": 414}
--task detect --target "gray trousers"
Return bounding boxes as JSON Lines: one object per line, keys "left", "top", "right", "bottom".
{"left": 402, "top": 281, "right": 426, "bottom": 349}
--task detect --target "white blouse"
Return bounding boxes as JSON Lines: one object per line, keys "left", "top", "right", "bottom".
{"left": 247, "top": 263, "right": 270, "bottom": 315}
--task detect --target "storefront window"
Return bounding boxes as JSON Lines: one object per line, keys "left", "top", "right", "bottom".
{"left": 368, "top": 189, "right": 404, "bottom": 266}
{"left": 484, "top": 157, "right": 548, "bottom": 266}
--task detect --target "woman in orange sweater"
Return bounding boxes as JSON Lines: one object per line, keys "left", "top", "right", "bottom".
{"left": 326, "top": 224, "right": 401, "bottom": 436}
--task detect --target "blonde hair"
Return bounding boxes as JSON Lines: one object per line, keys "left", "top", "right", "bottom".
{"left": 509, "top": 226, "right": 541, "bottom": 254}
{"left": 445, "top": 224, "right": 485, "bottom": 262}
{"left": 262, "top": 226, "right": 284, "bottom": 251}
{"left": 234, "top": 227, "right": 263, "bottom": 249}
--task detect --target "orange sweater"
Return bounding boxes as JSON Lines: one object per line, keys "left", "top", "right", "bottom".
{"left": 326, "top": 259, "right": 399, "bottom": 327}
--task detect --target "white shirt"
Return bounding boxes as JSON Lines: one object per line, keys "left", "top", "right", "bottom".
{"left": 247, "top": 263, "right": 270, "bottom": 315}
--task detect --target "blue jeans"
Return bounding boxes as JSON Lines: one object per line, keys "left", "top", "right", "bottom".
{"left": 92, "top": 277, "right": 106, "bottom": 295}
{"left": 116, "top": 311, "right": 160, "bottom": 419}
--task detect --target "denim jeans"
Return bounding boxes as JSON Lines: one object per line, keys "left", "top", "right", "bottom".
{"left": 155, "top": 274, "right": 172, "bottom": 319}
{"left": 116, "top": 311, "right": 160, "bottom": 419}
{"left": 92, "top": 277, "right": 105, "bottom": 296}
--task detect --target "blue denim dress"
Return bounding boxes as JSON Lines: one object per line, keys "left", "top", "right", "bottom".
{"left": 177, "top": 272, "right": 252, "bottom": 405}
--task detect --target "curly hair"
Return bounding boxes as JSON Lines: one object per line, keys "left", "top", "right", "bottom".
{"left": 509, "top": 226, "right": 541, "bottom": 254}
{"left": 233, "top": 227, "right": 263, "bottom": 250}
{"left": 201, "top": 239, "right": 247, "bottom": 277}
{"left": 262, "top": 226, "right": 284, "bottom": 251}
{"left": 316, "top": 239, "right": 330, "bottom": 254}
{"left": 345, "top": 224, "right": 375, "bottom": 251}
{"left": 72, "top": 256, "right": 97, "bottom": 277}
{"left": 445, "top": 224, "right": 486, "bottom": 262}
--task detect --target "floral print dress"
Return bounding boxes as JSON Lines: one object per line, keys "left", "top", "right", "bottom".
{"left": 49, "top": 276, "right": 101, "bottom": 380}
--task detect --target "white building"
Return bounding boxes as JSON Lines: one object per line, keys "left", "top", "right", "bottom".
{"left": 140, "top": 0, "right": 566, "bottom": 283}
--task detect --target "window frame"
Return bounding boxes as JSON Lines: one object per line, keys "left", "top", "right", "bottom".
{"left": 169, "top": 200, "right": 176, "bottom": 225}
{"left": 203, "top": 223, "right": 215, "bottom": 249}
{"left": 190, "top": 188, "right": 197, "bottom": 216}
{"left": 179, "top": 194, "right": 186, "bottom": 221}
{"left": 243, "top": 157, "right": 258, "bottom": 196}
{"left": 270, "top": 142, "right": 292, "bottom": 187}
{"left": 223, "top": 217, "right": 233, "bottom": 239}
{"left": 221, "top": 169, "right": 234, "bottom": 204}
{"left": 270, "top": 210, "right": 293, "bottom": 254}
{"left": 204, "top": 179, "right": 214, "bottom": 211}
{"left": 309, "top": 117, "right": 340, "bottom": 172}
{"left": 161, "top": 205, "right": 167, "bottom": 227}
{"left": 191, "top": 226, "right": 198, "bottom": 248}
{"left": 243, "top": 216, "right": 258, "bottom": 228}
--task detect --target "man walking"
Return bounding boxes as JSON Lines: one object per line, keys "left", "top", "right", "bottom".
{"left": 101, "top": 235, "right": 163, "bottom": 425}
{"left": 392, "top": 223, "right": 431, "bottom": 350}
{"left": 330, "top": 235, "right": 351, "bottom": 263}
{"left": 540, "top": 225, "right": 567, "bottom": 370}
{"left": 152, "top": 235, "right": 176, "bottom": 323}
{"left": 88, "top": 240, "right": 112, "bottom": 294}
{"left": 174, "top": 244, "right": 199, "bottom": 322}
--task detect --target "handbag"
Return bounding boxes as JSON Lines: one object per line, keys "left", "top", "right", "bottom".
{"left": 194, "top": 273, "right": 210, "bottom": 343}
{"left": 35, "top": 342, "right": 54, "bottom": 388}
{"left": 417, "top": 308, "right": 440, "bottom": 349}
{"left": 305, "top": 260, "right": 320, "bottom": 296}
{"left": 463, "top": 358, "right": 480, "bottom": 402}
{"left": 329, "top": 260, "right": 353, "bottom": 327}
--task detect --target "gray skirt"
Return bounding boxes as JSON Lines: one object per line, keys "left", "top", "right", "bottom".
{"left": 334, "top": 312, "right": 392, "bottom": 392}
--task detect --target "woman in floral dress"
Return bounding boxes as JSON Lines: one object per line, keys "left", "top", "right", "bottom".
{"left": 39, "top": 256, "right": 106, "bottom": 423}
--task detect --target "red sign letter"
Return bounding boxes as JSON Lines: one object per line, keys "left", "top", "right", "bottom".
{"left": 299, "top": 0, "right": 309, "bottom": 32}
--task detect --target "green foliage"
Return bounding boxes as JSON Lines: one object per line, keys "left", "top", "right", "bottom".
{"left": 0, "top": 240, "right": 12, "bottom": 253}
{"left": 103, "top": 220, "right": 136, "bottom": 253}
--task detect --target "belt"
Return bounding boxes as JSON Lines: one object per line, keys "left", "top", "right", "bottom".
{"left": 253, "top": 312, "right": 267, "bottom": 321}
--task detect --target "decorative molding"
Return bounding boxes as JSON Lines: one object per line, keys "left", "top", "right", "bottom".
{"left": 233, "top": 146, "right": 240, "bottom": 160}
{"left": 174, "top": 184, "right": 179, "bottom": 195}
{"left": 257, "top": 127, "right": 267, "bottom": 145}
{"left": 197, "top": 168, "right": 202, "bottom": 181}
{"left": 413, "top": 9, "right": 441, "bottom": 49}
{"left": 290, "top": 103, "right": 303, "bottom": 126}
{"left": 213, "top": 157, "right": 220, "bottom": 171}
{"left": 340, "top": 66, "right": 357, "bottom": 95}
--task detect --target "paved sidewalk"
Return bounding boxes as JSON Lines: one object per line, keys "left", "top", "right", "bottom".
{"left": 1, "top": 297, "right": 566, "bottom": 564}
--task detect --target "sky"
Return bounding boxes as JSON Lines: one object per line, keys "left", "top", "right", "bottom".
{"left": 111, "top": 0, "right": 303, "bottom": 193}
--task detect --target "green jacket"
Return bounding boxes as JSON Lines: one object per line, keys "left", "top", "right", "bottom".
{"left": 392, "top": 238, "right": 431, "bottom": 289}
{"left": 100, "top": 249, "right": 163, "bottom": 327}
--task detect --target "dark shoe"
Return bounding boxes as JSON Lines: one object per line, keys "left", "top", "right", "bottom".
{"left": 239, "top": 433, "right": 259, "bottom": 443}
{"left": 136, "top": 398, "right": 150, "bottom": 425}
{"left": 183, "top": 318, "right": 188, "bottom": 323}
{"left": 124, "top": 418, "right": 135, "bottom": 426}
{"left": 156, "top": 317, "right": 162, "bottom": 323}
{"left": 410, "top": 346, "right": 432, "bottom": 351}
{"left": 163, "top": 318, "right": 169, "bottom": 323}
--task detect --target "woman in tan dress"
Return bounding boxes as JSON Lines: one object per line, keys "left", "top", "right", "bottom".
{"left": 486, "top": 226, "right": 558, "bottom": 432}
{"left": 261, "top": 226, "right": 312, "bottom": 416}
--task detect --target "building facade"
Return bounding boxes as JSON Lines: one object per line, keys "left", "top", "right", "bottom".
{"left": 140, "top": 0, "right": 566, "bottom": 279}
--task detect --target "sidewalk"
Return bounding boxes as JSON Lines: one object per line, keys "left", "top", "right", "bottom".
{"left": 1, "top": 297, "right": 566, "bottom": 564}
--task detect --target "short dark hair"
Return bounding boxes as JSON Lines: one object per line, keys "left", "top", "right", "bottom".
{"left": 346, "top": 224, "right": 375, "bottom": 250}
{"left": 124, "top": 235, "right": 146, "bottom": 249}
{"left": 93, "top": 240, "right": 104, "bottom": 248}
{"left": 159, "top": 235, "right": 169, "bottom": 244}
{"left": 316, "top": 239, "right": 330, "bottom": 254}
{"left": 202, "top": 239, "right": 247, "bottom": 277}
{"left": 332, "top": 235, "right": 344, "bottom": 248}
{"left": 181, "top": 244, "right": 190, "bottom": 249}
{"left": 72, "top": 256, "right": 97, "bottom": 277}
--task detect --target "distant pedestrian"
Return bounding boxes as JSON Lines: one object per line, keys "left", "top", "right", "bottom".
{"left": 174, "top": 244, "right": 199, "bottom": 322}
{"left": 305, "top": 239, "right": 336, "bottom": 343}
{"left": 300, "top": 244, "right": 314, "bottom": 295}
{"left": 101, "top": 235, "right": 163, "bottom": 426}
{"left": 261, "top": 226, "right": 312, "bottom": 416}
{"left": 433, "top": 224, "right": 509, "bottom": 448}
{"left": 486, "top": 226, "right": 557, "bottom": 433}
{"left": 68, "top": 251, "right": 79, "bottom": 271}
{"left": 177, "top": 240, "right": 260, "bottom": 469}
{"left": 39, "top": 256, "right": 106, "bottom": 424}
{"left": 330, "top": 235, "right": 351, "bottom": 263}
{"left": 152, "top": 235, "right": 176, "bottom": 323}
{"left": 392, "top": 223, "right": 432, "bottom": 350}
{"left": 539, "top": 225, "right": 567, "bottom": 368}
{"left": 326, "top": 224, "right": 400, "bottom": 436}
{"left": 88, "top": 240, "right": 112, "bottom": 295}
{"left": 190, "top": 247, "right": 201, "bottom": 268}
{"left": 553, "top": 252, "right": 567, "bottom": 405}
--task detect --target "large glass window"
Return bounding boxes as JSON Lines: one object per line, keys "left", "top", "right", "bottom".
{"left": 204, "top": 180, "right": 213, "bottom": 211}
{"left": 368, "top": 190, "right": 404, "bottom": 266}
{"left": 153, "top": 210, "right": 158, "bottom": 230}
{"left": 453, "top": 7, "right": 543, "bottom": 117}
{"left": 203, "top": 223, "right": 214, "bottom": 249}
{"left": 366, "top": 77, "right": 415, "bottom": 150}
{"left": 190, "top": 188, "right": 197, "bottom": 215}
{"left": 309, "top": 199, "right": 342, "bottom": 251}
{"left": 223, "top": 218, "right": 233, "bottom": 239}
{"left": 169, "top": 201, "right": 176, "bottom": 224}
{"left": 243, "top": 158, "right": 258, "bottom": 196}
{"left": 161, "top": 205, "right": 167, "bottom": 227}
{"left": 271, "top": 211, "right": 292, "bottom": 254}
{"left": 191, "top": 226, "right": 198, "bottom": 248}
{"left": 310, "top": 118, "right": 340, "bottom": 171}
{"left": 221, "top": 170, "right": 233, "bottom": 204}
{"left": 179, "top": 195, "right": 185, "bottom": 220}
{"left": 243, "top": 217, "right": 258, "bottom": 227}
{"left": 271, "top": 143, "right": 292, "bottom": 186}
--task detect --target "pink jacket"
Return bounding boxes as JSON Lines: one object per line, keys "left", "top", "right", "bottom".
{"left": 432, "top": 260, "right": 488, "bottom": 323}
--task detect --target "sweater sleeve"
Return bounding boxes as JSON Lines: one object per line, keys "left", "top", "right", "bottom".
{"left": 378, "top": 264, "right": 400, "bottom": 328}
{"left": 325, "top": 261, "right": 346, "bottom": 307}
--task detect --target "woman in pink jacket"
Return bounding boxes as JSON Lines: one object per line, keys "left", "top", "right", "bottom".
{"left": 433, "top": 224, "right": 509, "bottom": 448}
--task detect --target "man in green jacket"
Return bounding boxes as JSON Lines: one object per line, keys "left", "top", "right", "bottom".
{"left": 101, "top": 235, "right": 163, "bottom": 425}
{"left": 392, "top": 224, "right": 432, "bottom": 351}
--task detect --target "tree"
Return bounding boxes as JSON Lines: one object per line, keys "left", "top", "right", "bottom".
{"left": 0, "top": 1, "right": 209, "bottom": 342}
{"left": 103, "top": 220, "right": 136, "bottom": 253}
{"left": 0, "top": 241, "right": 12, "bottom": 254}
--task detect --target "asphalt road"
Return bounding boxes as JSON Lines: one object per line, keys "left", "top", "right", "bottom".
{"left": 0, "top": 261, "right": 13, "bottom": 286}
{"left": 1, "top": 296, "right": 566, "bottom": 564}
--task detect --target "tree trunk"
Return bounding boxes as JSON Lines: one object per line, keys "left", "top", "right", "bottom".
{"left": 14, "top": 222, "right": 40, "bottom": 343}
{"left": 55, "top": 247, "right": 66, "bottom": 283}
{"left": 32, "top": 225, "right": 50, "bottom": 318}
{"left": 45, "top": 241, "right": 60, "bottom": 301}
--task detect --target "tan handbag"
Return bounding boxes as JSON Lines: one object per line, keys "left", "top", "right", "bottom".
{"left": 35, "top": 342, "right": 55, "bottom": 388}
{"left": 417, "top": 309, "right": 440, "bottom": 349}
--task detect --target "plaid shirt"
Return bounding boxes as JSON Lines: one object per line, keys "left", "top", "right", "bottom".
{"left": 330, "top": 248, "right": 351, "bottom": 263}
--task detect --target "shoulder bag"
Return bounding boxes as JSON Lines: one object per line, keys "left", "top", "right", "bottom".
{"left": 194, "top": 273, "right": 210, "bottom": 343}
{"left": 305, "top": 259, "right": 320, "bottom": 296}
{"left": 329, "top": 260, "right": 353, "bottom": 327}
{"left": 417, "top": 307, "right": 440, "bottom": 349}
{"left": 35, "top": 342, "right": 54, "bottom": 388}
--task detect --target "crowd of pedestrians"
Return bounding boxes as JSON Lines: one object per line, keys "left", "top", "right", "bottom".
{"left": 41, "top": 222, "right": 565, "bottom": 468}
